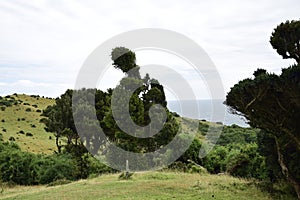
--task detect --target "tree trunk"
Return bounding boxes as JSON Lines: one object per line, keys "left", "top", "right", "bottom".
{"left": 56, "top": 135, "right": 61, "bottom": 153}
{"left": 275, "top": 137, "right": 300, "bottom": 199}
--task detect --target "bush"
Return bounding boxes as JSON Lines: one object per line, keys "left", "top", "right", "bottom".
{"left": 177, "top": 138, "right": 202, "bottom": 164}
{"left": 26, "top": 132, "right": 33, "bottom": 137}
{"left": 225, "top": 143, "right": 267, "bottom": 179}
{"left": 1, "top": 119, "right": 5, "bottom": 122}
{"left": 203, "top": 146, "right": 228, "bottom": 173}
{"left": 0, "top": 146, "right": 36, "bottom": 185}
{"left": 36, "top": 109, "right": 42, "bottom": 113}
{"left": 86, "top": 154, "right": 115, "bottom": 175}
{"left": 0, "top": 142, "right": 114, "bottom": 185}
{"left": 37, "top": 154, "right": 78, "bottom": 184}
{"left": 187, "top": 164, "right": 207, "bottom": 174}
{"left": 118, "top": 172, "right": 134, "bottom": 180}
{"left": 198, "top": 122, "right": 209, "bottom": 135}
{"left": 25, "top": 108, "right": 31, "bottom": 112}
{"left": 8, "top": 137, "right": 15, "bottom": 141}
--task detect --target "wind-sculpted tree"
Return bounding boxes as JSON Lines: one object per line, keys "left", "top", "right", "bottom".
{"left": 270, "top": 20, "right": 300, "bottom": 63}
{"left": 42, "top": 47, "right": 180, "bottom": 171}
{"left": 103, "top": 47, "right": 179, "bottom": 154}
{"left": 226, "top": 20, "right": 300, "bottom": 198}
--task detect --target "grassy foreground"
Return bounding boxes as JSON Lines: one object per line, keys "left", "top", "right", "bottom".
{"left": 0, "top": 172, "right": 274, "bottom": 200}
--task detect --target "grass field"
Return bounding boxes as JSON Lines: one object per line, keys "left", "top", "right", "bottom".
{"left": 0, "top": 171, "right": 278, "bottom": 200}
{"left": 0, "top": 94, "right": 56, "bottom": 154}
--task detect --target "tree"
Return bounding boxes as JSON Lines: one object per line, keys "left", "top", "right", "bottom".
{"left": 102, "top": 47, "right": 179, "bottom": 154}
{"left": 111, "top": 47, "right": 141, "bottom": 78}
{"left": 270, "top": 20, "right": 300, "bottom": 63}
{"left": 41, "top": 89, "right": 80, "bottom": 153}
{"left": 226, "top": 65, "right": 300, "bottom": 197}
{"left": 226, "top": 20, "right": 300, "bottom": 197}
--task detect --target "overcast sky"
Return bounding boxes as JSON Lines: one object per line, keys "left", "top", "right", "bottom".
{"left": 0, "top": 0, "right": 299, "bottom": 100}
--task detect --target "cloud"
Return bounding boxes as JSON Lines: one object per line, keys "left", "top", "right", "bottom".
{"left": 0, "top": 0, "right": 299, "bottom": 99}
{"left": 0, "top": 79, "right": 71, "bottom": 98}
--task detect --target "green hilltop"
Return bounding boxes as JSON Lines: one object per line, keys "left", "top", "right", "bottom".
{"left": 0, "top": 94, "right": 56, "bottom": 154}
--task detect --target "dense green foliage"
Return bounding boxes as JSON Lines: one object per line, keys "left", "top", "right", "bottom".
{"left": 42, "top": 47, "right": 179, "bottom": 171}
{"left": 270, "top": 20, "right": 300, "bottom": 63}
{"left": 226, "top": 19, "right": 300, "bottom": 198}
{"left": 201, "top": 125, "right": 267, "bottom": 179}
{"left": 0, "top": 140, "right": 114, "bottom": 185}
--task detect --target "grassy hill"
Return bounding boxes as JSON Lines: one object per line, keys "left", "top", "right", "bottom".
{"left": 0, "top": 171, "right": 276, "bottom": 200}
{"left": 0, "top": 94, "right": 56, "bottom": 154}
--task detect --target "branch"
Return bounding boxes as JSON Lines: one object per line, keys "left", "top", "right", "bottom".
{"left": 280, "top": 127, "right": 300, "bottom": 151}
{"left": 245, "top": 97, "right": 256, "bottom": 111}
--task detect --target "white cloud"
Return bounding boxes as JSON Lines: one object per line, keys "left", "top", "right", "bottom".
{"left": 0, "top": 0, "right": 299, "bottom": 99}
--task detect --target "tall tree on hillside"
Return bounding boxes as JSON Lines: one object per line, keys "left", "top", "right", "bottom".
{"left": 270, "top": 20, "right": 300, "bottom": 63}
{"left": 102, "top": 47, "right": 179, "bottom": 154}
{"left": 226, "top": 20, "right": 300, "bottom": 198}
{"left": 41, "top": 90, "right": 76, "bottom": 153}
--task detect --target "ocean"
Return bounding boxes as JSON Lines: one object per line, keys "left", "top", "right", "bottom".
{"left": 167, "top": 99, "right": 249, "bottom": 127}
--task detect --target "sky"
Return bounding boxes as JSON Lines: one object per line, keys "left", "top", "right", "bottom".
{"left": 0, "top": 0, "right": 299, "bottom": 100}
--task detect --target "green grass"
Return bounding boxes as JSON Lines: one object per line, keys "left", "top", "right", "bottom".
{"left": 0, "top": 172, "right": 275, "bottom": 200}
{"left": 0, "top": 94, "right": 56, "bottom": 154}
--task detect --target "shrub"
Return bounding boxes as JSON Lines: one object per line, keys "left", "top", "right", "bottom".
{"left": 31, "top": 124, "right": 36, "bottom": 128}
{"left": 26, "top": 132, "right": 33, "bottom": 137}
{"left": 36, "top": 109, "right": 42, "bottom": 113}
{"left": 32, "top": 105, "right": 38, "bottom": 108}
{"left": 118, "top": 172, "right": 134, "bottom": 180}
{"left": 178, "top": 138, "right": 202, "bottom": 164}
{"left": 0, "top": 147, "right": 36, "bottom": 185}
{"left": 2, "top": 129, "right": 6, "bottom": 132}
{"left": 198, "top": 122, "right": 209, "bottom": 135}
{"left": 187, "top": 164, "right": 207, "bottom": 174}
{"left": 38, "top": 154, "right": 78, "bottom": 184}
{"left": 19, "top": 130, "right": 25, "bottom": 134}
{"left": 1, "top": 119, "right": 5, "bottom": 122}
{"left": 203, "top": 146, "right": 228, "bottom": 173}
{"left": 8, "top": 137, "right": 15, "bottom": 141}
{"left": 25, "top": 108, "right": 31, "bottom": 112}
{"left": 0, "top": 107, "right": 5, "bottom": 111}
{"left": 225, "top": 143, "right": 267, "bottom": 179}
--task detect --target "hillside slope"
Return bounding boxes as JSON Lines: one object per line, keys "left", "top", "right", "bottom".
{"left": 0, "top": 94, "right": 56, "bottom": 154}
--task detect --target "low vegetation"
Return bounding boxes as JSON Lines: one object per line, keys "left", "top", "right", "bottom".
{"left": 0, "top": 172, "right": 292, "bottom": 200}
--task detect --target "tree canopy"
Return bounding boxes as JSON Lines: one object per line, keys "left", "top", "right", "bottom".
{"left": 226, "top": 19, "right": 300, "bottom": 198}
{"left": 270, "top": 20, "right": 300, "bottom": 63}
